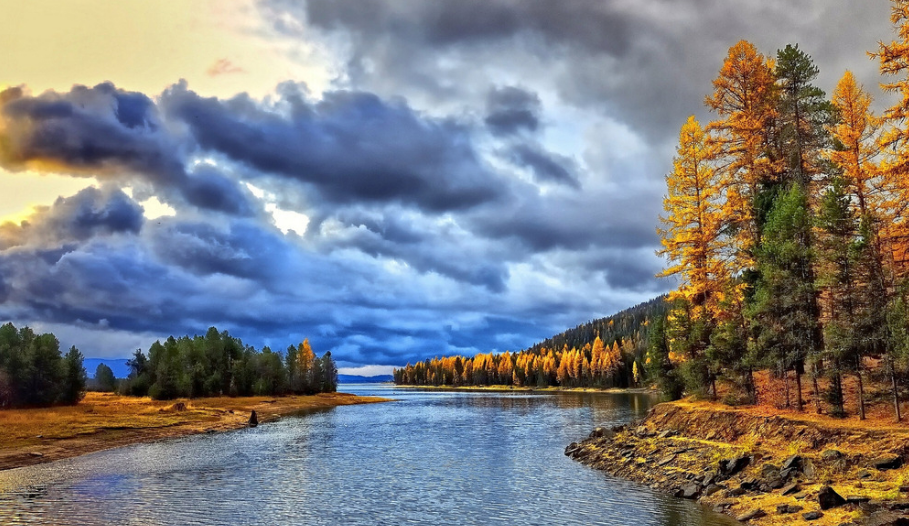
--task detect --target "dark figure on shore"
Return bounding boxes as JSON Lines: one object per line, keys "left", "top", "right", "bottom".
{"left": 249, "top": 410, "right": 258, "bottom": 427}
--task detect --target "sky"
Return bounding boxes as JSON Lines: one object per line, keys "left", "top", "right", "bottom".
{"left": 0, "top": 0, "right": 896, "bottom": 375}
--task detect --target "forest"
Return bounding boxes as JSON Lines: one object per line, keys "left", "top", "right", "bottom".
{"left": 397, "top": 2, "right": 909, "bottom": 422}
{"left": 0, "top": 322, "right": 86, "bottom": 408}
{"left": 117, "top": 327, "right": 338, "bottom": 400}
{"left": 649, "top": 4, "right": 909, "bottom": 420}
{"left": 393, "top": 297, "right": 664, "bottom": 388}
{"left": 0, "top": 322, "right": 338, "bottom": 406}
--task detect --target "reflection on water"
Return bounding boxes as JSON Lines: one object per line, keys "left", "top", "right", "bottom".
{"left": 0, "top": 386, "right": 737, "bottom": 525}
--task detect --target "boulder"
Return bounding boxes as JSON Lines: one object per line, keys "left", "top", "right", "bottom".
{"left": 657, "top": 455, "right": 676, "bottom": 467}
{"left": 677, "top": 483, "right": 700, "bottom": 499}
{"left": 874, "top": 456, "right": 904, "bottom": 471}
{"left": 589, "top": 427, "right": 615, "bottom": 440}
{"left": 723, "top": 455, "right": 750, "bottom": 476}
{"left": 782, "top": 454, "right": 802, "bottom": 471}
{"left": 740, "top": 477, "right": 760, "bottom": 491}
{"left": 818, "top": 485, "right": 847, "bottom": 510}
{"left": 781, "top": 482, "right": 800, "bottom": 496}
{"left": 802, "top": 511, "right": 823, "bottom": 521}
{"left": 802, "top": 458, "right": 817, "bottom": 479}
{"left": 776, "top": 504, "right": 803, "bottom": 514}
{"left": 703, "top": 484, "right": 723, "bottom": 497}
{"left": 735, "top": 509, "right": 767, "bottom": 522}
{"left": 863, "top": 511, "right": 909, "bottom": 526}
{"left": 761, "top": 463, "right": 780, "bottom": 477}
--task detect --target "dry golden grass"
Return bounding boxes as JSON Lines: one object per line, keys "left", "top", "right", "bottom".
{"left": 0, "top": 391, "right": 388, "bottom": 470}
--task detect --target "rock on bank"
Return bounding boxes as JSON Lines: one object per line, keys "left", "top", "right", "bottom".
{"left": 566, "top": 402, "right": 909, "bottom": 525}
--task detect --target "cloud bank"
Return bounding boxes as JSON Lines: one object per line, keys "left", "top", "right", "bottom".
{"left": 0, "top": 0, "right": 894, "bottom": 368}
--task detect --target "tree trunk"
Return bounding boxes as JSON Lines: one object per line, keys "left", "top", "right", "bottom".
{"left": 795, "top": 370, "right": 803, "bottom": 412}
{"left": 812, "top": 363, "right": 822, "bottom": 414}
{"left": 783, "top": 366, "right": 791, "bottom": 409}
{"left": 891, "top": 355, "right": 902, "bottom": 422}
{"left": 856, "top": 369, "right": 866, "bottom": 421}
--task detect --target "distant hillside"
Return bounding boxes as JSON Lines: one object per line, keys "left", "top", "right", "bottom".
{"left": 84, "top": 358, "right": 130, "bottom": 379}
{"left": 338, "top": 374, "right": 393, "bottom": 384}
{"left": 525, "top": 295, "right": 667, "bottom": 354}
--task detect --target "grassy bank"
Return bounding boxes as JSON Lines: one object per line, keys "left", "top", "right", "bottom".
{"left": 0, "top": 391, "right": 389, "bottom": 471}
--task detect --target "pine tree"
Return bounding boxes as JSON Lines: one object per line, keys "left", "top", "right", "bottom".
{"left": 749, "top": 184, "right": 821, "bottom": 411}
{"left": 816, "top": 178, "right": 864, "bottom": 417}
{"left": 60, "top": 346, "right": 87, "bottom": 405}
{"left": 94, "top": 363, "right": 117, "bottom": 392}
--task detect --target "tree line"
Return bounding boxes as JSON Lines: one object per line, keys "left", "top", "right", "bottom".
{"left": 0, "top": 322, "right": 86, "bottom": 408}
{"left": 652, "top": 1, "right": 909, "bottom": 419}
{"left": 117, "top": 327, "right": 338, "bottom": 400}
{"left": 394, "top": 298, "right": 664, "bottom": 388}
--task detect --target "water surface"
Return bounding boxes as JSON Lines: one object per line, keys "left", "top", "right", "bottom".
{"left": 0, "top": 385, "right": 737, "bottom": 525}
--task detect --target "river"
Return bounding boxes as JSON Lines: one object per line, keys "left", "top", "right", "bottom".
{"left": 0, "top": 385, "right": 738, "bottom": 525}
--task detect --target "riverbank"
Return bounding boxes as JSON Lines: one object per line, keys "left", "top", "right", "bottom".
{"left": 0, "top": 391, "right": 389, "bottom": 471}
{"left": 395, "top": 384, "right": 656, "bottom": 394}
{"left": 567, "top": 401, "right": 909, "bottom": 525}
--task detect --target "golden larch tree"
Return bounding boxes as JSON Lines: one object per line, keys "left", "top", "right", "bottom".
{"left": 658, "top": 116, "right": 732, "bottom": 319}
{"left": 705, "top": 40, "right": 779, "bottom": 267}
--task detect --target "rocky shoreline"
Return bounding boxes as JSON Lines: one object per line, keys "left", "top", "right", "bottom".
{"left": 566, "top": 402, "right": 909, "bottom": 525}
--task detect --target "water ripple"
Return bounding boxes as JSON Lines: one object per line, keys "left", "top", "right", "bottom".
{"left": 0, "top": 387, "right": 738, "bottom": 526}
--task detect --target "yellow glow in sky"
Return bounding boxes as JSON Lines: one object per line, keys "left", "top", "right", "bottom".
{"left": 0, "top": 0, "right": 329, "bottom": 222}
{"left": 0, "top": 0, "right": 326, "bottom": 98}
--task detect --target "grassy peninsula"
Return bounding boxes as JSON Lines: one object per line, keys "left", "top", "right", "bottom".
{"left": 0, "top": 391, "right": 389, "bottom": 472}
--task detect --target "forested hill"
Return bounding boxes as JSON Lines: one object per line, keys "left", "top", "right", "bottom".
{"left": 525, "top": 295, "right": 667, "bottom": 355}
{"left": 394, "top": 295, "right": 668, "bottom": 388}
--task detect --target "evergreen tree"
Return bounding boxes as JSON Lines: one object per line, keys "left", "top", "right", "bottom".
{"left": 816, "top": 178, "right": 864, "bottom": 417}
{"left": 94, "top": 363, "right": 117, "bottom": 392}
{"left": 646, "top": 314, "right": 683, "bottom": 400}
{"left": 321, "top": 351, "right": 338, "bottom": 393}
{"left": 59, "top": 346, "right": 87, "bottom": 405}
{"left": 749, "top": 184, "right": 821, "bottom": 411}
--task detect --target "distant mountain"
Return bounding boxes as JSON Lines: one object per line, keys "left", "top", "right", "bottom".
{"left": 84, "top": 358, "right": 130, "bottom": 379}
{"left": 338, "top": 374, "right": 393, "bottom": 384}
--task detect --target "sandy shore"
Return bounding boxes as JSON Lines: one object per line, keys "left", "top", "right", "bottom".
{"left": 0, "top": 391, "right": 390, "bottom": 471}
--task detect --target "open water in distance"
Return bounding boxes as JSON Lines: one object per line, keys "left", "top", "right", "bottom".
{"left": 0, "top": 385, "right": 739, "bottom": 525}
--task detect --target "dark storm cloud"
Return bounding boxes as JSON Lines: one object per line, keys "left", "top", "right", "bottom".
{"left": 0, "top": 83, "right": 253, "bottom": 216}
{"left": 149, "top": 219, "right": 295, "bottom": 283}
{"left": 161, "top": 82, "right": 505, "bottom": 213}
{"left": 0, "top": 186, "right": 143, "bottom": 250}
{"left": 320, "top": 209, "right": 511, "bottom": 292}
{"left": 485, "top": 86, "right": 540, "bottom": 136}
{"left": 469, "top": 190, "right": 660, "bottom": 254}
{"left": 509, "top": 144, "right": 578, "bottom": 188}
{"left": 261, "top": 0, "right": 892, "bottom": 140}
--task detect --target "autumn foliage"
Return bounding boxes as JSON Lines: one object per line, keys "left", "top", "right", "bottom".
{"left": 654, "top": 1, "right": 909, "bottom": 420}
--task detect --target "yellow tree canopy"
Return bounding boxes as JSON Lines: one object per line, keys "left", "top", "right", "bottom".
{"left": 658, "top": 116, "right": 734, "bottom": 319}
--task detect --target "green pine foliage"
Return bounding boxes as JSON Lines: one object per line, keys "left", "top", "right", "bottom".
{"left": 118, "top": 328, "right": 338, "bottom": 400}
{"left": 0, "top": 322, "right": 87, "bottom": 407}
